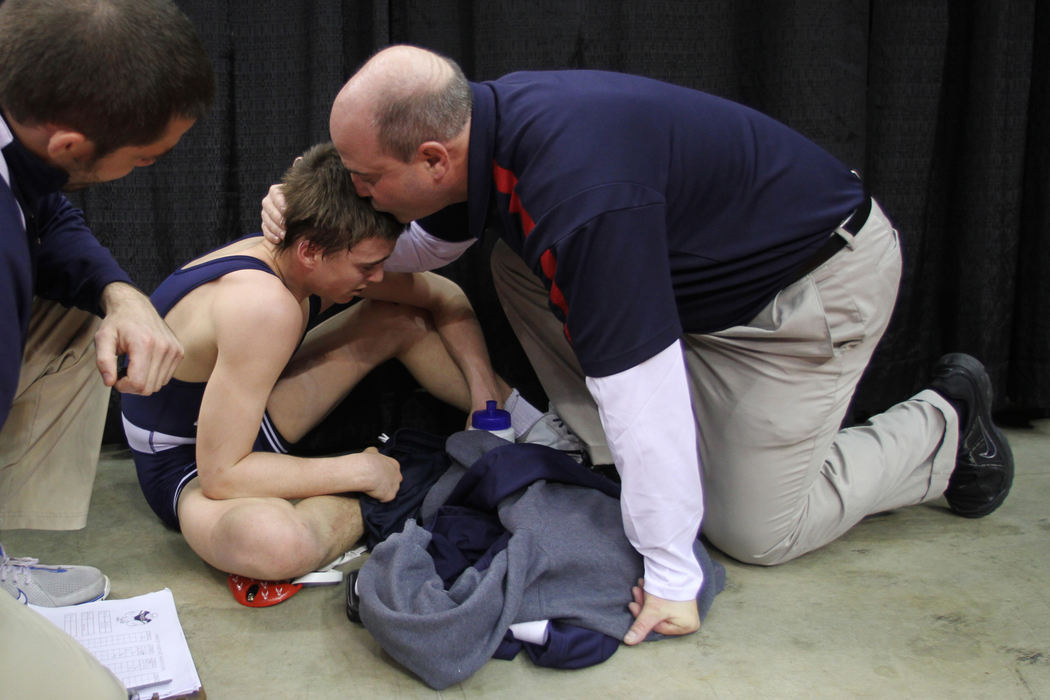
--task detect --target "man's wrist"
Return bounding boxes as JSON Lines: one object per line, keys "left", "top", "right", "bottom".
{"left": 99, "top": 280, "right": 143, "bottom": 314}
{"left": 642, "top": 555, "right": 704, "bottom": 601}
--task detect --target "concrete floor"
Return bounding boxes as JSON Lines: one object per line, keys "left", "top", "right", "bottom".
{"left": 5, "top": 419, "right": 1050, "bottom": 699}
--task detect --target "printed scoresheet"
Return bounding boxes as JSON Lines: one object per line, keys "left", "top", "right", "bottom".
{"left": 31, "top": 588, "right": 201, "bottom": 699}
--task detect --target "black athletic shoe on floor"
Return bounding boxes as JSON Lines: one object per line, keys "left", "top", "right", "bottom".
{"left": 345, "top": 569, "right": 362, "bottom": 625}
{"left": 928, "top": 353, "right": 1014, "bottom": 518}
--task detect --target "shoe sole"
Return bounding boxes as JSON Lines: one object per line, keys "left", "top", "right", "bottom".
{"left": 73, "top": 575, "right": 110, "bottom": 605}
{"left": 937, "top": 353, "right": 1014, "bottom": 518}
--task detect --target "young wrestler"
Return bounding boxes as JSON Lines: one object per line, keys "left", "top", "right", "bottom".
{"left": 121, "top": 142, "right": 530, "bottom": 582}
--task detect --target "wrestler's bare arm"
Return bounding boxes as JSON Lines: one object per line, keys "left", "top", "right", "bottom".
{"left": 194, "top": 273, "right": 400, "bottom": 502}
{"left": 361, "top": 271, "right": 508, "bottom": 412}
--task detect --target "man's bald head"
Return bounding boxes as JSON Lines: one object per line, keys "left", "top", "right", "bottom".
{"left": 332, "top": 45, "right": 471, "bottom": 163}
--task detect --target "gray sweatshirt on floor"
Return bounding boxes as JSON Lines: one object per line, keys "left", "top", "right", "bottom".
{"left": 356, "top": 431, "right": 725, "bottom": 689}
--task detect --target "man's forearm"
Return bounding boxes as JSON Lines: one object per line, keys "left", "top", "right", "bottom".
{"left": 33, "top": 192, "right": 132, "bottom": 314}
{"left": 586, "top": 339, "right": 705, "bottom": 601}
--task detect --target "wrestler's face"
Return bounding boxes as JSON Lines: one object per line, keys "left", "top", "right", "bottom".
{"left": 59, "top": 116, "right": 196, "bottom": 190}
{"left": 312, "top": 236, "right": 395, "bottom": 304}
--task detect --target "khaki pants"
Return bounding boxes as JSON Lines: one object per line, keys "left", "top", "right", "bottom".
{"left": 0, "top": 589, "right": 126, "bottom": 698}
{"left": 491, "top": 199, "right": 957, "bottom": 566}
{"left": 0, "top": 299, "right": 109, "bottom": 530}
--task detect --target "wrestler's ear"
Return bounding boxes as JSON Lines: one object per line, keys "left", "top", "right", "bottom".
{"left": 296, "top": 239, "right": 324, "bottom": 270}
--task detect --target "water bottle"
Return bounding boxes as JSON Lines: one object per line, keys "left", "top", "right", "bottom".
{"left": 470, "top": 400, "right": 515, "bottom": 442}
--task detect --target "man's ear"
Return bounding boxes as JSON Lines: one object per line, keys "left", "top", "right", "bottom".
{"left": 45, "top": 128, "right": 94, "bottom": 166}
{"left": 418, "top": 141, "right": 450, "bottom": 180}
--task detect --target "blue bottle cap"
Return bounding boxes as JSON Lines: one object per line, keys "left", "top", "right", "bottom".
{"left": 471, "top": 400, "right": 511, "bottom": 430}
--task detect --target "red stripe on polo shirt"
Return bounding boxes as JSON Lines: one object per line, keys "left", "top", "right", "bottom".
{"left": 493, "top": 161, "right": 571, "bottom": 339}
{"left": 493, "top": 162, "right": 535, "bottom": 235}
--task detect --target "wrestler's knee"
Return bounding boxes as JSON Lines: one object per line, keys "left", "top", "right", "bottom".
{"left": 212, "top": 502, "right": 323, "bottom": 579}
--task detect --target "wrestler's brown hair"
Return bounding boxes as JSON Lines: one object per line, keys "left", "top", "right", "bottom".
{"left": 279, "top": 142, "right": 405, "bottom": 255}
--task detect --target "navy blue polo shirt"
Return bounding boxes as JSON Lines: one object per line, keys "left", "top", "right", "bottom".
{"left": 421, "top": 70, "right": 865, "bottom": 378}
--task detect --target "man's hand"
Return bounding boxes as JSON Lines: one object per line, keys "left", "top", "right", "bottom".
{"left": 623, "top": 578, "right": 700, "bottom": 645}
{"left": 260, "top": 183, "right": 287, "bottom": 244}
{"left": 96, "top": 282, "right": 183, "bottom": 395}
{"left": 356, "top": 446, "right": 403, "bottom": 502}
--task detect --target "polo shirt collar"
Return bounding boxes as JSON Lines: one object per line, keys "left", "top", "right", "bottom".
{"left": 466, "top": 82, "right": 496, "bottom": 241}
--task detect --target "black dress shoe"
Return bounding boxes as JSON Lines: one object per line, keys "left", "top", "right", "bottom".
{"left": 929, "top": 353, "right": 1014, "bottom": 518}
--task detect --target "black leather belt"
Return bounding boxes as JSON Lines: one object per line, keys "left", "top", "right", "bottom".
{"left": 787, "top": 195, "right": 872, "bottom": 283}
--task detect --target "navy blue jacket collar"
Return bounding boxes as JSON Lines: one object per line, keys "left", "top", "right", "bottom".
{"left": 0, "top": 112, "right": 71, "bottom": 206}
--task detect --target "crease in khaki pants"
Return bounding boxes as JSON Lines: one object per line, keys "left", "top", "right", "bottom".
{"left": 0, "top": 298, "right": 109, "bottom": 531}
{"left": 490, "top": 200, "right": 957, "bottom": 566}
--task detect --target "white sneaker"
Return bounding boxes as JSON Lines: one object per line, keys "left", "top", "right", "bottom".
{"left": 517, "top": 409, "right": 588, "bottom": 459}
{"left": 0, "top": 543, "right": 110, "bottom": 607}
{"left": 292, "top": 545, "right": 367, "bottom": 586}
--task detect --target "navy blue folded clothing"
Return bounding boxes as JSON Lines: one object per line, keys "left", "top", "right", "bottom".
{"left": 357, "top": 428, "right": 450, "bottom": 549}
{"left": 494, "top": 620, "right": 621, "bottom": 669}
{"left": 425, "top": 441, "right": 618, "bottom": 585}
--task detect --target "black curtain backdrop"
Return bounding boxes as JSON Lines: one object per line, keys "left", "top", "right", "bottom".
{"left": 72, "top": 1, "right": 1049, "bottom": 446}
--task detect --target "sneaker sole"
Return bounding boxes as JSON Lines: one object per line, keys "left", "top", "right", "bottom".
{"left": 82, "top": 575, "right": 111, "bottom": 604}
{"left": 63, "top": 574, "right": 110, "bottom": 606}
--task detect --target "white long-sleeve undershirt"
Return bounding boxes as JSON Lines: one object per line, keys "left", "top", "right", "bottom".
{"left": 384, "top": 221, "right": 476, "bottom": 273}
{"left": 586, "top": 340, "right": 704, "bottom": 601}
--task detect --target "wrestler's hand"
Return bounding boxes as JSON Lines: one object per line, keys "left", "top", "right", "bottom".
{"left": 260, "top": 183, "right": 287, "bottom": 245}
{"left": 357, "top": 446, "right": 402, "bottom": 502}
{"left": 623, "top": 578, "right": 700, "bottom": 645}
{"left": 96, "top": 282, "right": 183, "bottom": 395}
